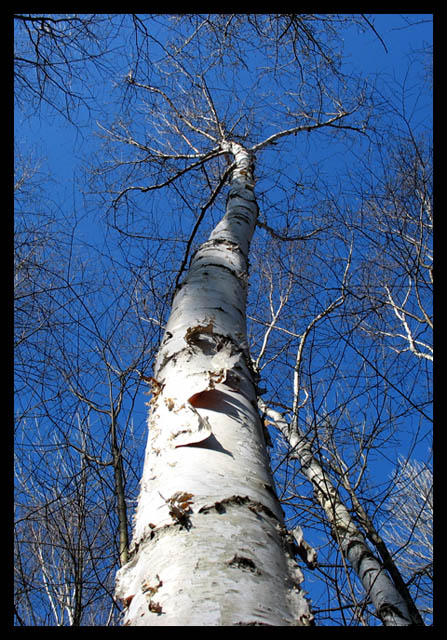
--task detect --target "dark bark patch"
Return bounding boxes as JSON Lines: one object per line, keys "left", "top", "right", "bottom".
{"left": 228, "top": 554, "right": 259, "bottom": 573}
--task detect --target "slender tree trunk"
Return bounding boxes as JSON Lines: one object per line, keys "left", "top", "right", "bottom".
{"left": 115, "top": 141, "right": 314, "bottom": 626}
{"left": 112, "top": 443, "right": 130, "bottom": 567}
{"left": 348, "top": 490, "right": 425, "bottom": 626}
{"left": 259, "top": 402, "right": 422, "bottom": 626}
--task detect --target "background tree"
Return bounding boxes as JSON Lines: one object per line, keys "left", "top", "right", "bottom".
{"left": 385, "top": 457, "right": 433, "bottom": 620}
{"left": 14, "top": 14, "right": 117, "bottom": 123}
{"left": 14, "top": 127, "right": 163, "bottom": 625}
{"left": 246, "top": 65, "right": 432, "bottom": 623}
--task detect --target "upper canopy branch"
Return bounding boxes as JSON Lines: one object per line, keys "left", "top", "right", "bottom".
{"left": 250, "top": 109, "right": 364, "bottom": 154}
{"left": 127, "top": 77, "right": 219, "bottom": 145}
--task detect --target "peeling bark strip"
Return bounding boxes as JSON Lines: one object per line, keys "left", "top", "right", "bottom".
{"left": 115, "top": 142, "right": 313, "bottom": 626}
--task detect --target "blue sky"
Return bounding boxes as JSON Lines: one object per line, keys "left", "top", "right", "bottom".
{"left": 16, "top": 15, "right": 433, "bottom": 192}
{"left": 15, "top": 14, "right": 433, "bottom": 259}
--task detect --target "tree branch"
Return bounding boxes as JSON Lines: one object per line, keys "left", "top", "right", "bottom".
{"left": 250, "top": 111, "right": 358, "bottom": 153}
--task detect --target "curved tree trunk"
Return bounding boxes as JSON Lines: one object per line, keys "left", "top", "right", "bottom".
{"left": 115, "top": 141, "right": 314, "bottom": 626}
{"left": 259, "top": 401, "right": 423, "bottom": 626}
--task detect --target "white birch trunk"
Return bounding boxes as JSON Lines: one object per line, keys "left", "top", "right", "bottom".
{"left": 115, "top": 142, "right": 314, "bottom": 626}
{"left": 259, "top": 402, "right": 417, "bottom": 626}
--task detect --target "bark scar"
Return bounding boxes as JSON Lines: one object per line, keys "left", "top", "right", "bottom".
{"left": 184, "top": 320, "right": 214, "bottom": 344}
{"left": 228, "top": 554, "right": 260, "bottom": 574}
{"left": 159, "top": 491, "right": 194, "bottom": 527}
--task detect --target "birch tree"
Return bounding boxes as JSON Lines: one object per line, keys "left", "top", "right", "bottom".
{"left": 245, "top": 62, "right": 431, "bottom": 624}
{"left": 250, "top": 228, "right": 425, "bottom": 625}
{"left": 105, "top": 16, "right": 371, "bottom": 626}
{"left": 115, "top": 141, "right": 315, "bottom": 625}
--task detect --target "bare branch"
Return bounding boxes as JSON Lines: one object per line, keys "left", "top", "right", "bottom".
{"left": 251, "top": 110, "right": 361, "bottom": 154}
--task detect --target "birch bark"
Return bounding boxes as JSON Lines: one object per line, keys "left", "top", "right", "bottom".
{"left": 115, "top": 141, "right": 314, "bottom": 626}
